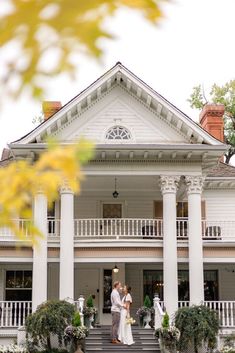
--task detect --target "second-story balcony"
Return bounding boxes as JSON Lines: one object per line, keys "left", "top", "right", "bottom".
{"left": 0, "top": 218, "right": 234, "bottom": 242}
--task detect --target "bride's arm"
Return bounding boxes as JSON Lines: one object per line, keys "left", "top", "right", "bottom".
{"left": 125, "top": 300, "right": 131, "bottom": 317}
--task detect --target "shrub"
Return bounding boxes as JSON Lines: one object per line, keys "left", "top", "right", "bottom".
{"left": 25, "top": 300, "right": 75, "bottom": 351}
{"left": 72, "top": 312, "right": 81, "bottom": 327}
{"left": 174, "top": 305, "right": 219, "bottom": 353}
{"left": 0, "top": 345, "right": 27, "bottom": 353}
{"left": 143, "top": 295, "right": 152, "bottom": 308}
{"left": 162, "top": 312, "right": 170, "bottom": 328}
{"left": 86, "top": 296, "right": 94, "bottom": 308}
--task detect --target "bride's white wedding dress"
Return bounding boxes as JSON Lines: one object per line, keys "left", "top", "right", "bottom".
{"left": 118, "top": 293, "right": 135, "bottom": 346}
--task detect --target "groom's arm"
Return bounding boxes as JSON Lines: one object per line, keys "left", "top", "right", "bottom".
{"left": 112, "top": 291, "right": 123, "bottom": 308}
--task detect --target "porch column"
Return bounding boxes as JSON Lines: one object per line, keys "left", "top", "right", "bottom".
{"left": 32, "top": 191, "right": 48, "bottom": 312}
{"left": 186, "top": 176, "right": 204, "bottom": 305}
{"left": 160, "top": 176, "right": 180, "bottom": 319}
{"left": 59, "top": 183, "right": 74, "bottom": 300}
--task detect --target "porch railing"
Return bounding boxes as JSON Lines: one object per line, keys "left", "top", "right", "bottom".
{"left": 0, "top": 218, "right": 234, "bottom": 241}
{"left": 0, "top": 301, "right": 32, "bottom": 327}
{"left": 157, "top": 301, "right": 235, "bottom": 328}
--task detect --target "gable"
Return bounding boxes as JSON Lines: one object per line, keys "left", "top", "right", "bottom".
{"left": 11, "top": 62, "right": 226, "bottom": 147}
{"left": 55, "top": 86, "right": 189, "bottom": 144}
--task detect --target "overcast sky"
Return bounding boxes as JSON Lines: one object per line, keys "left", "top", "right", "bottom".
{"left": 1, "top": 0, "right": 235, "bottom": 154}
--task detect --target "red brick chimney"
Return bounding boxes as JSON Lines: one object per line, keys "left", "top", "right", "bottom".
{"left": 199, "top": 104, "right": 225, "bottom": 142}
{"left": 42, "top": 101, "right": 62, "bottom": 120}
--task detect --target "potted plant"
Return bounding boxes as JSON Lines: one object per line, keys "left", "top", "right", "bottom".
{"left": 64, "top": 317, "right": 89, "bottom": 353}
{"left": 25, "top": 300, "right": 75, "bottom": 351}
{"left": 136, "top": 295, "right": 154, "bottom": 328}
{"left": 83, "top": 295, "right": 98, "bottom": 329}
{"left": 155, "top": 313, "right": 180, "bottom": 353}
{"left": 174, "top": 305, "right": 219, "bottom": 353}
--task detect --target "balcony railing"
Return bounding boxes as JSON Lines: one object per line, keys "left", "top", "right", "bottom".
{"left": 0, "top": 301, "right": 32, "bottom": 327}
{"left": 0, "top": 218, "right": 234, "bottom": 240}
{"left": 74, "top": 218, "right": 163, "bottom": 239}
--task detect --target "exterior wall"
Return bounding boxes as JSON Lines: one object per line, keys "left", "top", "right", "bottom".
{"left": 74, "top": 193, "right": 160, "bottom": 219}
{"left": 47, "top": 263, "right": 59, "bottom": 300}
{"left": 204, "top": 189, "right": 235, "bottom": 220}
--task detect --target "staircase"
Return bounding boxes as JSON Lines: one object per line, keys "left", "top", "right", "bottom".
{"left": 86, "top": 325, "right": 160, "bottom": 353}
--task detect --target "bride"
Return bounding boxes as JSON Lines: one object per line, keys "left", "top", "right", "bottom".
{"left": 118, "top": 285, "right": 135, "bottom": 346}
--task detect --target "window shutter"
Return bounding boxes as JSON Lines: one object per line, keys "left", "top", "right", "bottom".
{"left": 201, "top": 200, "right": 206, "bottom": 219}
{"left": 154, "top": 201, "right": 163, "bottom": 218}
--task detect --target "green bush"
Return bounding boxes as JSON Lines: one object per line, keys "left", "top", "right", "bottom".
{"left": 72, "top": 311, "right": 81, "bottom": 327}
{"left": 143, "top": 295, "right": 151, "bottom": 308}
{"left": 25, "top": 300, "right": 75, "bottom": 351}
{"left": 162, "top": 312, "right": 170, "bottom": 328}
{"left": 174, "top": 305, "right": 219, "bottom": 353}
{"left": 86, "top": 295, "right": 94, "bottom": 308}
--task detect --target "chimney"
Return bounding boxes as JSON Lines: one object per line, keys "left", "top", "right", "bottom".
{"left": 199, "top": 104, "right": 225, "bottom": 142}
{"left": 42, "top": 101, "right": 62, "bottom": 120}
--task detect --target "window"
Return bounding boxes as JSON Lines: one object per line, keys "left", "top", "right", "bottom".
{"left": 5, "top": 270, "right": 32, "bottom": 301}
{"left": 106, "top": 126, "right": 131, "bottom": 140}
{"left": 103, "top": 270, "right": 112, "bottom": 313}
{"left": 143, "top": 269, "right": 218, "bottom": 303}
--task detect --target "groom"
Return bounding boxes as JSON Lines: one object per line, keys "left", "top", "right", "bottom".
{"left": 110, "top": 281, "right": 123, "bottom": 344}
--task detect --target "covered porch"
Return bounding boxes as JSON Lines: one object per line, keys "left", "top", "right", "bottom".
{"left": 0, "top": 262, "right": 235, "bottom": 330}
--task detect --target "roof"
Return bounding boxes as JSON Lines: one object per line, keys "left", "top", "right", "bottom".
{"left": 10, "top": 62, "right": 226, "bottom": 147}
{"left": 207, "top": 162, "right": 235, "bottom": 178}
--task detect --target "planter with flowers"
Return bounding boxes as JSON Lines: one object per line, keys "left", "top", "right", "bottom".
{"left": 83, "top": 296, "right": 98, "bottom": 329}
{"left": 136, "top": 295, "right": 154, "bottom": 328}
{"left": 64, "top": 311, "right": 89, "bottom": 353}
{"left": 155, "top": 313, "right": 180, "bottom": 353}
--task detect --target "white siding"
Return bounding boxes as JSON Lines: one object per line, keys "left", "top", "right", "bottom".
{"left": 204, "top": 189, "right": 235, "bottom": 220}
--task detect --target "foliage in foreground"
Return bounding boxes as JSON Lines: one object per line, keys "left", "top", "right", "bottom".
{"left": 0, "top": 0, "right": 166, "bottom": 101}
{"left": 174, "top": 305, "right": 219, "bottom": 353}
{"left": 188, "top": 80, "right": 235, "bottom": 163}
{"left": 0, "top": 139, "right": 94, "bottom": 243}
{"left": 25, "top": 300, "right": 75, "bottom": 351}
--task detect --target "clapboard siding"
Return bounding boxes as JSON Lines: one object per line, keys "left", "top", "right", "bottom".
{"left": 204, "top": 189, "right": 235, "bottom": 220}
{"left": 74, "top": 195, "right": 155, "bottom": 218}
{"left": 47, "top": 263, "right": 59, "bottom": 300}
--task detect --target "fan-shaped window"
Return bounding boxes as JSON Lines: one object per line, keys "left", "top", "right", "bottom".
{"left": 106, "top": 126, "right": 131, "bottom": 140}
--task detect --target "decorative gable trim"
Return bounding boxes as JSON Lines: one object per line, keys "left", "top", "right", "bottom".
{"left": 11, "top": 63, "right": 226, "bottom": 146}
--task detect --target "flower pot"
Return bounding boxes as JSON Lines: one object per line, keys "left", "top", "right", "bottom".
{"left": 88, "top": 313, "right": 94, "bottom": 329}
{"left": 143, "top": 311, "right": 151, "bottom": 329}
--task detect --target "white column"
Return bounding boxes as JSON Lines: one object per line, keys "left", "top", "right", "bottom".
{"left": 32, "top": 192, "right": 48, "bottom": 312}
{"left": 186, "top": 176, "right": 204, "bottom": 305}
{"left": 59, "top": 183, "right": 74, "bottom": 300}
{"left": 160, "top": 176, "right": 180, "bottom": 320}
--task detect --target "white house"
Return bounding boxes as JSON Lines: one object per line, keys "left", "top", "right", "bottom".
{"left": 1, "top": 62, "right": 235, "bottom": 341}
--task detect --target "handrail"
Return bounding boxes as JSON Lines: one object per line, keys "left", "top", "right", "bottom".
{"left": 0, "top": 301, "right": 32, "bottom": 327}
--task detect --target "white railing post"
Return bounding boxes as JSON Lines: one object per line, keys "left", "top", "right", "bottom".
{"left": 77, "top": 295, "right": 85, "bottom": 326}
{"left": 154, "top": 294, "right": 164, "bottom": 329}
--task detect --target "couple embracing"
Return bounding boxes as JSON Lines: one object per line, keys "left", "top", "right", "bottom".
{"left": 111, "top": 281, "right": 135, "bottom": 346}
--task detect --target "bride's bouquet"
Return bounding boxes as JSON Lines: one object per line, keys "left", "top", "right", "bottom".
{"left": 126, "top": 317, "right": 136, "bottom": 325}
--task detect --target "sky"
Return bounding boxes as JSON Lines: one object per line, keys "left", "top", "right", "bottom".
{"left": 1, "top": 0, "right": 235, "bottom": 154}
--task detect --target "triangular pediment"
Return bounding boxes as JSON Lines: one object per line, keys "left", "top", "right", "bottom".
{"left": 56, "top": 89, "right": 189, "bottom": 144}
{"left": 12, "top": 62, "right": 225, "bottom": 147}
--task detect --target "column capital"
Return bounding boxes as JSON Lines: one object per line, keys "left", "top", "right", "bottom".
{"left": 160, "top": 175, "right": 180, "bottom": 194}
{"left": 185, "top": 176, "right": 204, "bottom": 194}
{"left": 60, "top": 179, "right": 74, "bottom": 194}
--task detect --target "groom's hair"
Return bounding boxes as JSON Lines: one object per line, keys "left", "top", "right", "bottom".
{"left": 113, "top": 281, "right": 121, "bottom": 288}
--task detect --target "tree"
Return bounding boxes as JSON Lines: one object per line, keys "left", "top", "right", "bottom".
{"left": 188, "top": 80, "right": 235, "bottom": 163}
{"left": 0, "top": 0, "right": 166, "bottom": 240}
{"left": 0, "top": 139, "right": 94, "bottom": 243}
{"left": 25, "top": 300, "right": 75, "bottom": 350}
{"left": 0, "top": 0, "right": 166, "bottom": 101}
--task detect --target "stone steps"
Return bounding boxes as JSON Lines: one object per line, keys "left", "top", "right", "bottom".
{"left": 85, "top": 326, "right": 160, "bottom": 353}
